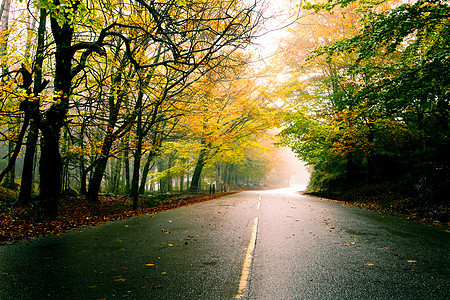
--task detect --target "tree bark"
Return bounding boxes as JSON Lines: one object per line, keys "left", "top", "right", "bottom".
{"left": 18, "top": 121, "right": 38, "bottom": 204}
{"left": 131, "top": 136, "right": 143, "bottom": 209}
{"left": 139, "top": 151, "right": 156, "bottom": 194}
{"left": 19, "top": 10, "right": 46, "bottom": 204}
{"left": 123, "top": 135, "right": 131, "bottom": 194}
{"left": 36, "top": 15, "right": 75, "bottom": 217}
{"left": 87, "top": 133, "right": 116, "bottom": 202}
{"left": 367, "top": 121, "right": 375, "bottom": 184}
{"left": 189, "top": 147, "right": 208, "bottom": 193}
{"left": 39, "top": 124, "right": 62, "bottom": 218}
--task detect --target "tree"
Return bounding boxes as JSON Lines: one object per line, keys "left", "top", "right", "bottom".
{"left": 280, "top": 0, "right": 449, "bottom": 198}
{"left": 0, "top": 0, "right": 266, "bottom": 216}
{"left": 184, "top": 65, "right": 277, "bottom": 192}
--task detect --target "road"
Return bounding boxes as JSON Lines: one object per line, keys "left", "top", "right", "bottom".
{"left": 0, "top": 188, "right": 448, "bottom": 299}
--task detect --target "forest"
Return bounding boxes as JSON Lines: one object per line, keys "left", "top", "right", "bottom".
{"left": 277, "top": 0, "right": 449, "bottom": 221}
{"left": 0, "top": 0, "right": 449, "bottom": 225}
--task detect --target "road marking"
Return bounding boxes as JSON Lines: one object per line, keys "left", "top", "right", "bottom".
{"left": 233, "top": 217, "right": 259, "bottom": 299}
{"left": 256, "top": 201, "right": 261, "bottom": 210}
{"left": 258, "top": 194, "right": 262, "bottom": 201}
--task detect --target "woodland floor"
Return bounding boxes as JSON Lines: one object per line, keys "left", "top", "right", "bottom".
{"left": 0, "top": 189, "right": 237, "bottom": 246}
{"left": 305, "top": 184, "right": 449, "bottom": 227}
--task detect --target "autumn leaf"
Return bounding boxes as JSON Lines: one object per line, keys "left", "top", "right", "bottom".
{"left": 114, "top": 278, "right": 126, "bottom": 282}
{"left": 365, "top": 263, "right": 374, "bottom": 266}
{"left": 407, "top": 260, "right": 417, "bottom": 263}
{"left": 0, "top": 193, "right": 237, "bottom": 246}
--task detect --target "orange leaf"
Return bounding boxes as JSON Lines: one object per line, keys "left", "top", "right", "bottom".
{"left": 114, "top": 278, "right": 126, "bottom": 282}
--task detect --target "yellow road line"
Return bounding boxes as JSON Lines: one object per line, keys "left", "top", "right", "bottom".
{"left": 233, "top": 217, "right": 259, "bottom": 299}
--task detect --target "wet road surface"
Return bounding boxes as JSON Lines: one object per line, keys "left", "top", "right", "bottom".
{"left": 0, "top": 188, "right": 448, "bottom": 299}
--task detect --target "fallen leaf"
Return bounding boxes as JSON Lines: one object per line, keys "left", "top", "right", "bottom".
{"left": 114, "top": 278, "right": 126, "bottom": 282}
{"left": 168, "top": 244, "right": 174, "bottom": 247}
{"left": 342, "top": 244, "right": 351, "bottom": 246}
{"left": 161, "top": 272, "right": 167, "bottom": 275}
{"left": 365, "top": 263, "right": 374, "bottom": 266}
{"left": 407, "top": 260, "right": 417, "bottom": 263}
{"left": 145, "top": 264, "right": 155, "bottom": 267}
{"left": 382, "top": 247, "right": 390, "bottom": 249}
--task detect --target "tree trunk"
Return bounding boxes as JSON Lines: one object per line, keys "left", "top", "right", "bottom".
{"left": 131, "top": 136, "right": 143, "bottom": 209}
{"left": 4, "top": 133, "right": 16, "bottom": 189}
{"left": 139, "top": 152, "right": 156, "bottom": 194}
{"left": 156, "top": 158, "right": 165, "bottom": 193}
{"left": 0, "top": 0, "right": 13, "bottom": 188}
{"left": 18, "top": 121, "right": 38, "bottom": 204}
{"left": 123, "top": 135, "right": 131, "bottom": 194}
{"left": 189, "top": 147, "right": 208, "bottom": 193}
{"left": 367, "top": 122, "right": 375, "bottom": 184}
{"left": 0, "top": 0, "right": 11, "bottom": 74}
{"left": 61, "top": 128, "right": 69, "bottom": 191}
{"left": 80, "top": 158, "right": 87, "bottom": 194}
{"left": 35, "top": 15, "right": 75, "bottom": 218}
{"left": 167, "top": 153, "right": 174, "bottom": 193}
{"left": 179, "top": 173, "right": 184, "bottom": 192}
{"left": 186, "top": 173, "right": 190, "bottom": 191}
{"left": 18, "top": 9, "right": 47, "bottom": 204}
{"left": 111, "top": 158, "right": 122, "bottom": 194}
{"left": 39, "top": 125, "right": 62, "bottom": 218}
{"left": 87, "top": 134, "right": 116, "bottom": 202}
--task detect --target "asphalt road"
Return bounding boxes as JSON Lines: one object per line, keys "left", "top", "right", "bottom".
{"left": 0, "top": 188, "right": 448, "bottom": 299}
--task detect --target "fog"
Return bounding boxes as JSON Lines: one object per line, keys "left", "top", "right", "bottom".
{"left": 266, "top": 147, "right": 310, "bottom": 190}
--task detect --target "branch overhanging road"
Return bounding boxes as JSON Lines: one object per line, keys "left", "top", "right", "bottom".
{"left": 0, "top": 188, "right": 448, "bottom": 299}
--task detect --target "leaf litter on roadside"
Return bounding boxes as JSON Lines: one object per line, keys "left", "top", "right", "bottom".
{"left": 0, "top": 192, "right": 237, "bottom": 245}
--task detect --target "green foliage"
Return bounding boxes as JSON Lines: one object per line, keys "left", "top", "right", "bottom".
{"left": 279, "top": 0, "right": 449, "bottom": 205}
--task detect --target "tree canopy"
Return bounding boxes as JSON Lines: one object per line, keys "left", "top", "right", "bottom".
{"left": 278, "top": 0, "right": 449, "bottom": 203}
